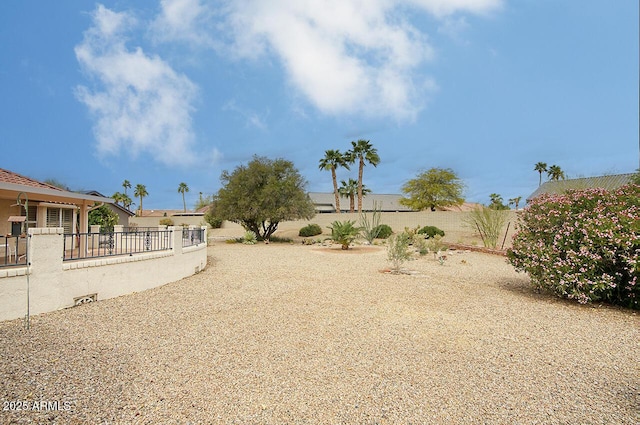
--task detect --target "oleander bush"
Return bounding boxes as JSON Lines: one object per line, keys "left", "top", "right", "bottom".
{"left": 159, "top": 218, "right": 174, "bottom": 226}
{"left": 417, "top": 225, "right": 445, "bottom": 239}
{"left": 299, "top": 223, "right": 323, "bottom": 237}
{"left": 507, "top": 185, "right": 639, "bottom": 309}
{"left": 373, "top": 224, "right": 393, "bottom": 239}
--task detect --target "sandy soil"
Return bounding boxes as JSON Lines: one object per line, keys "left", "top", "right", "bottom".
{"left": 1, "top": 243, "right": 638, "bottom": 424}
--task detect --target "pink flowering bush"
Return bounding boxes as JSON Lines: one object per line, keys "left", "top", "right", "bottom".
{"left": 508, "top": 184, "right": 639, "bottom": 309}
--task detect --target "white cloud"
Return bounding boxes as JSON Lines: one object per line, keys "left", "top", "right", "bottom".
{"left": 150, "top": 0, "right": 217, "bottom": 48}
{"left": 220, "top": 0, "right": 502, "bottom": 121}
{"left": 75, "top": 4, "right": 199, "bottom": 167}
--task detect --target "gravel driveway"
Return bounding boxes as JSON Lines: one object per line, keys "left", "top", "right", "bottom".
{"left": 1, "top": 243, "right": 638, "bottom": 424}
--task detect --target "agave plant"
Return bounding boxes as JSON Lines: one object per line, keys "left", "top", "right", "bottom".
{"left": 327, "top": 220, "right": 362, "bottom": 250}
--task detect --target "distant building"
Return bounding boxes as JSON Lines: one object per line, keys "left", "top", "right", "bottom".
{"left": 83, "top": 191, "right": 135, "bottom": 225}
{"left": 527, "top": 173, "right": 635, "bottom": 202}
{"left": 308, "top": 192, "right": 412, "bottom": 213}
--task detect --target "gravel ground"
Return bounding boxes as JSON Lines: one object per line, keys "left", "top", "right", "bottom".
{"left": 1, "top": 242, "right": 638, "bottom": 424}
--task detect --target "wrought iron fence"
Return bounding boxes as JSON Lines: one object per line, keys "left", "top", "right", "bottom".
{"left": 63, "top": 229, "right": 173, "bottom": 261}
{"left": 182, "top": 228, "right": 205, "bottom": 247}
{"left": 0, "top": 235, "right": 28, "bottom": 267}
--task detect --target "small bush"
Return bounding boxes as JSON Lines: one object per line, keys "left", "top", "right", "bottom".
{"left": 269, "top": 235, "right": 293, "bottom": 244}
{"left": 417, "top": 225, "right": 445, "bottom": 239}
{"left": 508, "top": 185, "right": 639, "bottom": 309}
{"left": 426, "top": 235, "right": 447, "bottom": 259}
{"left": 464, "top": 207, "right": 508, "bottom": 249}
{"left": 387, "top": 232, "right": 412, "bottom": 272}
{"left": 299, "top": 223, "right": 323, "bottom": 237}
{"left": 159, "top": 218, "right": 174, "bottom": 226}
{"left": 374, "top": 224, "right": 393, "bottom": 239}
{"left": 242, "top": 231, "right": 257, "bottom": 245}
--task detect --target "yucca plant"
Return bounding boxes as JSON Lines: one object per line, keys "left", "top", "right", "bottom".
{"left": 328, "top": 220, "right": 362, "bottom": 250}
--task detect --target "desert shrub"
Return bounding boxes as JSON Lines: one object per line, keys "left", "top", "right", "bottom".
{"left": 374, "top": 224, "right": 393, "bottom": 239}
{"left": 417, "top": 225, "right": 445, "bottom": 239}
{"left": 359, "top": 202, "right": 382, "bottom": 244}
{"left": 299, "top": 223, "right": 323, "bottom": 237}
{"left": 464, "top": 206, "right": 509, "bottom": 248}
{"left": 328, "top": 220, "right": 362, "bottom": 250}
{"left": 242, "top": 231, "right": 257, "bottom": 245}
{"left": 387, "top": 232, "right": 412, "bottom": 272}
{"left": 159, "top": 218, "right": 174, "bottom": 226}
{"left": 508, "top": 185, "right": 639, "bottom": 309}
{"left": 426, "top": 235, "right": 447, "bottom": 259}
{"left": 204, "top": 208, "right": 223, "bottom": 228}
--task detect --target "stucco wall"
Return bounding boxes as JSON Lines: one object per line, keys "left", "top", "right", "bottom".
{"left": 0, "top": 226, "right": 207, "bottom": 322}
{"left": 209, "top": 211, "right": 520, "bottom": 247}
{"left": 128, "top": 215, "right": 208, "bottom": 228}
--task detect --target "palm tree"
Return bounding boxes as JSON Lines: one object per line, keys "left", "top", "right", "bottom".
{"left": 339, "top": 178, "right": 371, "bottom": 213}
{"left": 534, "top": 162, "right": 547, "bottom": 186}
{"left": 508, "top": 196, "right": 522, "bottom": 210}
{"left": 547, "top": 165, "right": 566, "bottom": 181}
{"left": 346, "top": 139, "right": 380, "bottom": 213}
{"left": 122, "top": 180, "right": 131, "bottom": 196}
{"left": 111, "top": 192, "right": 124, "bottom": 205}
{"left": 121, "top": 193, "right": 133, "bottom": 211}
{"left": 133, "top": 184, "right": 148, "bottom": 216}
{"left": 178, "top": 182, "right": 189, "bottom": 212}
{"left": 319, "top": 150, "right": 350, "bottom": 213}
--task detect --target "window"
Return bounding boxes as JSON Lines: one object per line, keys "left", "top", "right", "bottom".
{"left": 46, "top": 207, "right": 74, "bottom": 233}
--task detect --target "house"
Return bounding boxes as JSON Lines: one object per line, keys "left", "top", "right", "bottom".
{"left": 526, "top": 173, "right": 636, "bottom": 202}
{"left": 308, "top": 192, "right": 413, "bottom": 213}
{"left": 0, "top": 168, "right": 113, "bottom": 237}
{"left": 83, "top": 190, "right": 135, "bottom": 226}
{"left": 0, "top": 168, "right": 208, "bottom": 322}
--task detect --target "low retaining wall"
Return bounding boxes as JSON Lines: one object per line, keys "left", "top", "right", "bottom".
{"left": 0, "top": 226, "right": 208, "bottom": 322}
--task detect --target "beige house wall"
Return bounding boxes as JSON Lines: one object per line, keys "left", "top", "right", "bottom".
{"left": 0, "top": 226, "right": 208, "bottom": 322}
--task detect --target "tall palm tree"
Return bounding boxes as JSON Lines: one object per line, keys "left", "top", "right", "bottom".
{"left": 178, "top": 182, "right": 189, "bottom": 212}
{"left": 134, "top": 184, "right": 148, "bottom": 216}
{"left": 346, "top": 139, "right": 380, "bottom": 213}
{"left": 547, "top": 165, "right": 566, "bottom": 181}
{"left": 319, "top": 149, "right": 350, "bottom": 213}
{"left": 339, "top": 178, "right": 371, "bottom": 213}
{"left": 508, "top": 196, "right": 522, "bottom": 210}
{"left": 534, "top": 162, "right": 547, "bottom": 186}
{"left": 122, "top": 180, "right": 131, "bottom": 196}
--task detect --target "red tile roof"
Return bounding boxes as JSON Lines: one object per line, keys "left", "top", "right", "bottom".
{"left": 0, "top": 168, "right": 63, "bottom": 191}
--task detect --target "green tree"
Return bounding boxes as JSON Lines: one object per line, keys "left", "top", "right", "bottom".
{"left": 534, "top": 162, "right": 548, "bottom": 186}
{"left": 488, "top": 193, "right": 509, "bottom": 210}
{"left": 195, "top": 193, "right": 214, "bottom": 211}
{"left": 178, "top": 182, "right": 189, "bottom": 212}
{"left": 547, "top": 164, "right": 566, "bottom": 181}
{"left": 319, "top": 149, "right": 350, "bottom": 213}
{"left": 346, "top": 139, "right": 380, "bottom": 213}
{"left": 339, "top": 178, "right": 370, "bottom": 213}
{"left": 88, "top": 204, "right": 118, "bottom": 232}
{"left": 134, "top": 184, "right": 148, "bottom": 216}
{"left": 111, "top": 191, "right": 124, "bottom": 206}
{"left": 400, "top": 168, "right": 465, "bottom": 211}
{"left": 214, "top": 156, "right": 315, "bottom": 240}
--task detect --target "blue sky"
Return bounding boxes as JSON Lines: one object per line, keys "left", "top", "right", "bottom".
{"left": 1, "top": 0, "right": 638, "bottom": 210}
